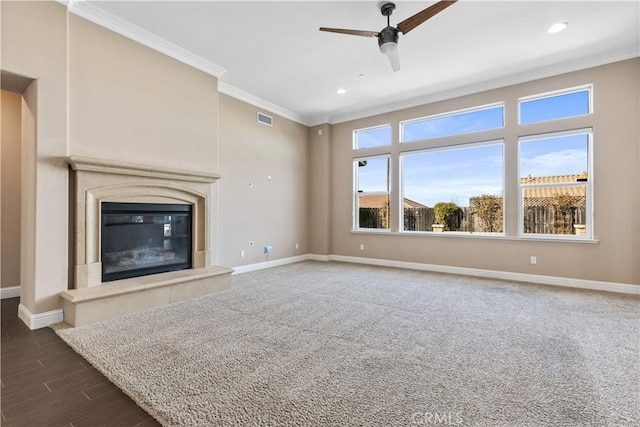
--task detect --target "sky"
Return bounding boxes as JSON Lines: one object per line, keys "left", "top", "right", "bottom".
{"left": 402, "top": 105, "right": 503, "bottom": 142}
{"left": 520, "top": 133, "right": 588, "bottom": 179}
{"left": 402, "top": 144, "right": 503, "bottom": 207}
{"left": 356, "top": 89, "right": 590, "bottom": 208}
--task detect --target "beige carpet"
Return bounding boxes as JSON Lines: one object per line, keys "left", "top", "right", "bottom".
{"left": 55, "top": 261, "right": 640, "bottom": 426}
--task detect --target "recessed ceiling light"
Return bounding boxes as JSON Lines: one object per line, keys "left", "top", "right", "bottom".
{"left": 548, "top": 22, "right": 568, "bottom": 34}
{"left": 358, "top": 73, "right": 365, "bottom": 78}
{"left": 336, "top": 88, "right": 347, "bottom": 95}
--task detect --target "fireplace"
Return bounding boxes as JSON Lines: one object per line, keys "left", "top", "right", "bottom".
{"left": 67, "top": 155, "right": 219, "bottom": 289}
{"left": 101, "top": 202, "right": 192, "bottom": 282}
{"left": 64, "top": 156, "right": 232, "bottom": 327}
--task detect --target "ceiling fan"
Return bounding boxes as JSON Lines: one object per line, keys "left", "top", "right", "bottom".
{"left": 319, "top": 1, "right": 458, "bottom": 72}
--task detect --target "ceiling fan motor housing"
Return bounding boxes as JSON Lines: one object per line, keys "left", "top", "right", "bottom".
{"left": 378, "top": 26, "right": 399, "bottom": 48}
{"left": 379, "top": 2, "right": 399, "bottom": 48}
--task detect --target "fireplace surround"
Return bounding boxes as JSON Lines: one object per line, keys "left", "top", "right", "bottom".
{"left": 67, "top": 155, "right": 217, "bottom": 288}
{"left": 62, "top": 156, "right": 232, "bottom": 326}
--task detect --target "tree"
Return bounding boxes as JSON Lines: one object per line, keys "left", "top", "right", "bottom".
{"left": 379, "top": 199, "right": 389, "bottom": 229}
{"left": 470, "top": 195, "right": 503, "bottom": 233}
{"left": 553, "top": 194, "right": 580, "bottom": 234}
{"left": 433, "top": 202, "right": 462, "bottom": 231}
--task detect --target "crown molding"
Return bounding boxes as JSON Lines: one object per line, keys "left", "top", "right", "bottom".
{"left": 327, "top": 44, "right": 640, "bottom": 125}
{"left": 55, "top": 1, "right": 638, "bottom": 129}
{"left": 218, "top": 82, "right": 310, "bottom": 126}
{"left": 62, "top": 0, "right": 225, "bottom": 78}
{"left": 57, "top": 1, "right": 306, "bottom": 124}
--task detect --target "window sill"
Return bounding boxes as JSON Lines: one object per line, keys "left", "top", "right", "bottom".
{"left": 351, "top": 229, "right": 599, "bottom": 244}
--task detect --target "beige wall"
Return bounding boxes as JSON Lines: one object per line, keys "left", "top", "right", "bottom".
{"left": 1, "top": 90, "right": 22, "bottom": 288}
{"left": 1, "top": 1, "right": 220, "bottom": 318}
{"left": 68, "top": 15, "right": 219, "bottom": 172}
{"left": 20, "top": 81, "right": 38, "bottom": 310}
{"left": 329, "top": 59, "right": 640, "bottom": 285}
{"left": 1, "top": 0, "right": 68, "bottom": 313}
{"left": 308, "top": 124, "right": 332, "bottom": 256}
{"left": 218, "top": 94, "right": 309, "bottom": 267}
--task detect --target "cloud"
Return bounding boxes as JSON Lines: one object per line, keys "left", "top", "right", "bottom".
{"left": 520, "top": 149, "right": 587, "bottom": 177}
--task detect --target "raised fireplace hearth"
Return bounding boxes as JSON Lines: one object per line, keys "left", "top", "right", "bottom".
{"left": 62, "top": 156, "right": 232, "bottom": 326}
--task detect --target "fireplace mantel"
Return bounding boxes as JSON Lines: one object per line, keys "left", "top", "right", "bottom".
{"left": 67, "top": 155, "right": 220, "bottom": 183}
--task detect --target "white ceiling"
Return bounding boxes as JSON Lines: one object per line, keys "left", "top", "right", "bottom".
{"left": 80, "top": 1, "right": 639, "bottom": 125}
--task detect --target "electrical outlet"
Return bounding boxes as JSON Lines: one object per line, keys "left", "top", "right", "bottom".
{"left": 360, "top": 244, "right": 365, "bottom": 251}
{"left": 296, "top": 242, "right": 299, "bottom": 249}
{"left": 530, "top": 256, "right": 537, "bottom": 265}
{"left": 240, "top": 250, "right": 245, "bottom": 258}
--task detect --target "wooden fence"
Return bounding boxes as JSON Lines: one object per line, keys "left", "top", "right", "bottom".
{"left": 359, "top": 208, "right": 387, "bottom": 229}
{"left": 403, "top": 207, "right": 477, "bottom": 232}
{"left": 523, "top": 205, "right": 586, "bottom": 234}
{"left": 360, "top": 206, "right": 585, "bottom": 234}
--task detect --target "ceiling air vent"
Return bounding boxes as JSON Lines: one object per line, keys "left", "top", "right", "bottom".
{"left": 257, "top": 112, "right": 273, "bottom": 127}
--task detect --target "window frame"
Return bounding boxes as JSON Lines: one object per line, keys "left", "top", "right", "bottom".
{"left": 353, "top": 154, "right": 391, "bottom": 232}
{"left": 517, "top": 128, "right": 593, "bottom": 239}
{"left": 518, "top": 85, "right": 593, "bottom": 125}
{"left": 349, "top": 84, "right": 596, "bottom": 242}
{"left": 353, "top": 124, "right": 392, "bottom": 150}
{"left": 399, "top": 102, "right": 505, "bottom": 144}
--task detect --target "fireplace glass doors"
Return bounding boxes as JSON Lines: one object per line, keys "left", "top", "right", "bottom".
{"left": 101, "top": 202, "right": 192, "bottom": 282}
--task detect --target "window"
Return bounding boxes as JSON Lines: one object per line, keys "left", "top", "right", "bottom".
{"left": 519, "top": 87, "right": 591, "bottom": 124}
{"left": 401, "top": 142, "right": 504, "bottom": 233}
{"left": 354, "top": 156, "right": 390, "bottom": 230}
{"left": 401, "top": 104, "right": 504, "bottom": 143}
{"left": 354, "top": 125, "right": 391, "bottom": 149}
{"left": 350, "top": 84, "right": 594, "bottom": 240}
{"left": 519, "top": 129, "right": 591, "bottom": 237}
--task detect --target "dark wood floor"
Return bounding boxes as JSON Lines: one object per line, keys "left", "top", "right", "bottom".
{"left": 1, "top": 297, "right": 161, "bottom": 427}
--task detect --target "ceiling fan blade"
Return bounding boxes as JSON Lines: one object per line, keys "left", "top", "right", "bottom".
{"left": 319, "top": 27, "right": 378, "bottom": 38}
{"left": 396, "top": 0, "right": 458, "bottom": 35}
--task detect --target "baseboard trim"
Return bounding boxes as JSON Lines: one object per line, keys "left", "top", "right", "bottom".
{"left": 232, "top": 255, "right": 312, "bottom": 275}
{"left": 307, "top": 254, "right": 331, "bottom": 262}
{"left": 18, "top": 304, "right": 64, "bottom": 330}
{"left": 232, "top": 253, "right": 639, "bottom": 294}
{"left": 1, "top": 286, "right": 20, "bottom": 299}
{"left": 326, "top": 255, "right": 640, "bottom": 295}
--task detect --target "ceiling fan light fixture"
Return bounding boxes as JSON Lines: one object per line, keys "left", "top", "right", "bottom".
{"left": 548, "top": 22, "right": 568, "bottom": 34}
{"left": 380, "top": 41, "right": 400, "bottom": 72}
{"left": 378, "top": 26, "right": 400, "bottom": 72}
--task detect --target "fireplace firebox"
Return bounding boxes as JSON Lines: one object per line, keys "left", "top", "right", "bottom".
{"left": 101, "top": 202, "right": 192, "bottom": 282}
